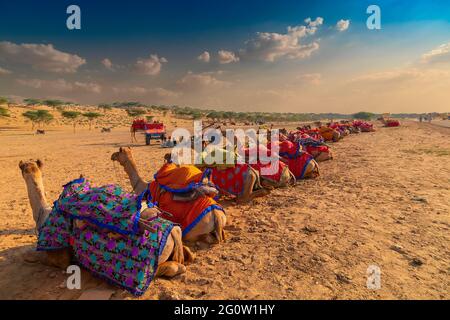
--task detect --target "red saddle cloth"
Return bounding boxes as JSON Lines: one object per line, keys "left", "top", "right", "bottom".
{"left": 283, "top": 152, "right": 315, "bottom": 179}
{"left": 210, "top": 164, "right": 250, "bottom": 196}
{"left": 250, "top": 161, "right": 286, "bottom": 183}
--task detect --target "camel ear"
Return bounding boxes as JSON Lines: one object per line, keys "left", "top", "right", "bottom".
{"left": 119, "top": 147, "right": 123, "bottom": 152}
{"left": 36, "top": 159, "right": 43, "bottom": 169}
{"left": 19, "top": 161, "right": 25, "bottom": 171}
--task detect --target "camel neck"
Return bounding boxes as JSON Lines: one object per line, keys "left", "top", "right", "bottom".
{"left": 24, "top": 176, "right": 50, "bottom": 229}
{"left": 123, "top": 159, "right": 148, "bottom": 194}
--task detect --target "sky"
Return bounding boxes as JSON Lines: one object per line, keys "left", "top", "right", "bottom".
{"left": 1, "top": 0, "right": 450, "bottom": 113}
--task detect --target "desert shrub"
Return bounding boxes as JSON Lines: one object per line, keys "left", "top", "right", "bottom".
{"left": 0, "top": 106, "right": 10, "bottom": 117}
{"left": 353, "top": 112, "right": 375, "bottom": 120}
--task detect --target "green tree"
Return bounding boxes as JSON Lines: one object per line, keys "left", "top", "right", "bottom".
{"left": 61, "top": 111, "right": 81, "bottom": 133}
{"left": 126, "top": 108, "right": 146, "bottom": 118}
{"left": 145, "top": 115, "right": 154, "bottom": 122}
{"left": 83, "top": 112, "right": 102, "bottom": 130}
{"left": 353, "top": 112, "right": 375, "bottom": 120}
{"left": 22, "top": 110, "right": 54, "bottom": 129}
{"left": 23, "top": 98, "right": 42, "bottom": 106}
{"left": 0, "top": 97, "right": 9, "bottom": 106}
{"left": 192, "top": 111, "right": 202, "bottom": 120}
{"left": 0, "top": 106, "right": 10, "bottom": 117}
{"left": 43, "top": 99, "right": 64, "bottom": 108}
{"left": 98, "top": 103, "right": 112, "bottom": 112}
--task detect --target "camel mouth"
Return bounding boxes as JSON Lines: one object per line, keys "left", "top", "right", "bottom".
{"left": 19, "top": 160, "right": 43, "bottom": 175}
{"left": 111, "top": 152, "right": 119, "bottom": 161}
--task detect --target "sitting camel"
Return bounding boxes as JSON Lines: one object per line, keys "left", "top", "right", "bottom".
{"left": 195, "top": 145, "right": 270, "bottom": 203}
{"left": 19, "top": 159, "right": 193, "bottom": 281}
{"left": 111, "top": 147, "right": 227, "bottom": 245}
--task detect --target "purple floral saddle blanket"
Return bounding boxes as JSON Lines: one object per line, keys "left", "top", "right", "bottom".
{"left": 36, "top": 178, "right": 174, "bottom": 296}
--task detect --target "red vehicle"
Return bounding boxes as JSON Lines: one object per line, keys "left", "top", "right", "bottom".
{"left": 131, "top": 119, "right": 166, "bottom": 145}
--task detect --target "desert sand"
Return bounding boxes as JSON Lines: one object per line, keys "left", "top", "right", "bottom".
{"left": 0, "top": 106, "right": 449, "bottom": 300}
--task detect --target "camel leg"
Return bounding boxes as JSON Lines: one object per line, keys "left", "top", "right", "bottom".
{"left": 237, "top": 172, "right": 269, "bottom": 203}
{"left": 156, "top": 261, "right": 186, "bottom": 278}
{"left": 182, "top": 209, "right": 226, "bottom": 246}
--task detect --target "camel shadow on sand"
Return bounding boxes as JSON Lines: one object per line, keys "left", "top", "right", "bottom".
{"left": 0, "top": 244, "right": 123, "bottom": 300}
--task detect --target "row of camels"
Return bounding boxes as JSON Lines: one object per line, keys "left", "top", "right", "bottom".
{"left": 19, "top": 122, "right": 347, "bottom": 295}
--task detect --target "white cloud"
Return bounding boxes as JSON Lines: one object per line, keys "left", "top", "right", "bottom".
{"left": 101, "top": 58, "right": 115, "bottom": 71}
{"left": 113, "top": 86, "right": 179, "bottom": 99}
{"left": 304, "top": 17, "right": 324, "bottom": 33}
{"left": 17, "top": 78, "right": 101, "bottom": 94}
{"left": 135, "top": 54, "right": 167, "bottom": 75}
{"left": 351, "top": 68, "right": 450, "bottom": 85}
{"left": 421, "top": 43, "right": 450, "bottom": 64}
{"left": 197, "top": 51, "right": 211, "bottom": 63}
{"left": 0, "top": 41, "right": 86, "bottom": 73}
{"left": 177, "top": 71, "right": 231, "bottom": 90}
{"left": 217, "top": 50, "right": 240, "bottom": 64}
{"left": 0, "top": 66, "right": 11, "bottom": 75}
{"left": 296, "top": 73, "right": 322, "bottom": 85}
{"left": 336, "top": 19, "right": 350, "bottom": 32}
{"left": 240, "top": 17, "right": 322, "bottom": 62}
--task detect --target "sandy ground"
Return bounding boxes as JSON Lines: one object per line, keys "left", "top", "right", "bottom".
{"left": 0, "top": 110, "right": 449, "bottom": 300}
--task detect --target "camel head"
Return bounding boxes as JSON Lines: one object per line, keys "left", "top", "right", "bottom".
{"left": 19, "top": 159, "right": 43, "bottom": 179}
{"left": 111, "top": 147, "right": 134, "bottom": 166}
{"left": 164, "top": 153, "right": 172, "bottom": 163}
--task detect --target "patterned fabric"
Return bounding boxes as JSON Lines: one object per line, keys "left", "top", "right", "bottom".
{"left": 283, "top": 152, "right": 315, "bottom": 179}
{"left": 150, "top": 163, "right": 224, "bottom": 235}
{"left": 250, "top": 161, "right": 286, "bottom": 183}
{"left": 210, "top": 164, "right": 249, "bottom": 196}
{"left": 37, "top": 178, "right": 174, "bottom": 296}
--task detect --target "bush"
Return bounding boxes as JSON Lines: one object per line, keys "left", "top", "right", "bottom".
{"left": 353, "top": 112, "right": 375, "bottom": 120}
{"left": 0, "top": 106, "right": 10, "bottom": 117}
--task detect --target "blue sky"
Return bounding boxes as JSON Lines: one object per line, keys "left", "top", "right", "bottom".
{"left": 1, "top": 1, "right": 450, "bottom": 112}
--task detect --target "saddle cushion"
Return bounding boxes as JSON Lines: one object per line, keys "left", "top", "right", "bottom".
{"left": 37, "top": 178, "right": 173, "bottom": 296}
{"left": 150, "top": 163, "right": 224, "bottom": 235}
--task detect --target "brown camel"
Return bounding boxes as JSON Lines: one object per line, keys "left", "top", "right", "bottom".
{"left": 19, "top": 159, "right": 193, "bottom": 278}
{"left": 111, "top": 147, "right": 227, "bottom": 245}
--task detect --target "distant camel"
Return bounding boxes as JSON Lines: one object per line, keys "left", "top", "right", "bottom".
{"left": 101, "top": 127, "right": 111, "bottom": 133}
{"left": 36, "top": 130, "right": 45, "bottom": 135}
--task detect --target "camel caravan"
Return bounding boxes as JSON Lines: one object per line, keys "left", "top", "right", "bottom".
{"left": 19, "top": 119, "right": 376, "bottom": 297}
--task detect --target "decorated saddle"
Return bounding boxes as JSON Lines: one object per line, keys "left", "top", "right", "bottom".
{"left": 37, "top": 178, "right": 174, "bottom": 296}
{"left": 266, "top": 141, "right": 316, "bottom": 179}
{"left": 149, "top": 163, "right": 224, "bottom": 235}
{"left": 197, "top": 147, "right": 252, "bottom": 197}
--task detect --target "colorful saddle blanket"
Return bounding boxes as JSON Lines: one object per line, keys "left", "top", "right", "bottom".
{"left": 150, "top": 163, "right": 224, "bottom": 235}
{"left": 37, "top": 178, "right": 173, "bottom": 296}
{"left": 250, "top": 160, "right": 286, "bottom": 183}
{"left": 283, "top": 151, "right": 315, "bottom": 179}
{"left": 210, "top": 164, "right": 250, "bottom": 196}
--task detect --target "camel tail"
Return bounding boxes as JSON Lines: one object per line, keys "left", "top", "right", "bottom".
{"left": 170, "top": 226, "right": 185, "bottom": 265}
{"left": 213, "top": 210, "right": 226, "bottom": 243}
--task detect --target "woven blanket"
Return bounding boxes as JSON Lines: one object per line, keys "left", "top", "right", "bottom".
{"left": 150, "top": 163, "right": 224, "bottom": 235}
{"left": 283, "top": 152, "right": 315, "bottom": 179}
{"left": 210, "top": 164, "right": 250, "bottom": 196}
{"left": 37, "top": 178, "right": 173, "bottom": 296}
{"left": 250, "top": 161, "right": 286, "bottom": 183}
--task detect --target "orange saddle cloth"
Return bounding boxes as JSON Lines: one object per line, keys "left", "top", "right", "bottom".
{"left": 149, "top": 163, "right": 223, "bottom": 235}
